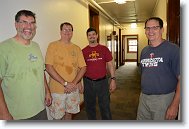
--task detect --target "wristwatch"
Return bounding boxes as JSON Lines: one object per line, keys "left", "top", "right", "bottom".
{"left": 64, "top": 81, "right": 68, "bottom": 87}
{"left": 111, "top": 77, "right": 116, "bottom": 80}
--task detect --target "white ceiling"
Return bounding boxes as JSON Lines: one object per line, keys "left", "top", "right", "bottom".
{"left": 93, "top": 0, "right": 158, "bottom": 24}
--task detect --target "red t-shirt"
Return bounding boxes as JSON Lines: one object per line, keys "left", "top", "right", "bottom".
{"left": 82, "top": 44, "right": 113, "bottom": 79}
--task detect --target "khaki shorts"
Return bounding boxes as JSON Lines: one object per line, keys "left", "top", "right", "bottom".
{"left": 48, "top": 89, "right": 80, "bottom": 119}
{"left": 137, "top": 92, "right": 175, "bottom": 120}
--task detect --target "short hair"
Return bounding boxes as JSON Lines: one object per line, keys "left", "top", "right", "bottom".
{"left": 145, "top": 17, "right": 163, "bottom": 28}
{"left": 15, "top": 10, "right": 36, "bottom": 22}
{"left": 86, "top": 27, "right": 97, "bottom": 35}
{"left": 60, "top": 22, "right": 73, "bottom": 31}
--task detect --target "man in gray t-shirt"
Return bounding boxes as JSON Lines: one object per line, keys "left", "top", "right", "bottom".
{"left": 137, "top": 17, "right": 180, "bottom": 120}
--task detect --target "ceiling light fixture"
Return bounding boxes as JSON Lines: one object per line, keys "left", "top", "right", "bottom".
{"left": 114, "top": 0, "right": 127, "bottom": 4}
{"left": 131, "top": 23, "right": 137, "bottom": 28}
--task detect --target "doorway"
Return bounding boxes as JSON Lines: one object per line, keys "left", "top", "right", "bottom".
{"left": 122, "top": 35, "right": 138, "bottom": 65}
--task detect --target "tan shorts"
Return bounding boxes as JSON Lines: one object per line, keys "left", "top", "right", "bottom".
{"left": 48, "top": 89, "right": 80, "bottom": 119}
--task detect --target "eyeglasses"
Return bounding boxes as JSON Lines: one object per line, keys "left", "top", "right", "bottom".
{"left": 18, "top": 20, "right": 36, "bottom": 26}
{"left": 62, "top": 29, "right": 73, "bottom": 32}
{"left": 144, "top": 26, "right": 160, "bottom": 31}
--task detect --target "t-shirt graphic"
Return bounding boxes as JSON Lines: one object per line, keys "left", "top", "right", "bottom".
{"left": 87, "top": 51, "right": 102, "bottom": 61}
{"left": 141, "top": 52, "right": 163, "bottom": 67}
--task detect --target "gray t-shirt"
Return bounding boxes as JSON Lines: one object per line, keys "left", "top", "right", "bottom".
{"left": 140, "top": 40, "right": 180, "bottom": 94}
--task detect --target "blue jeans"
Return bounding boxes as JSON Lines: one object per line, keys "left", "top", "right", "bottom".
{"left": 83, "top": 77, "right": 112, "bottom": 120}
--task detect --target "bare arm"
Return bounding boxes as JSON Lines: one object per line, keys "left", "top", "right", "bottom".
{"left": 45, "top": 64, "right": 80, "bottom": 93}
{"left": 45, "top": 64, "right": 65, "bottom": 86}
{"left": 107, "top": 61, "right": 116, "bottom": 93}
{"left": 44, "top": 73, "right": 52, "bottom": 106}
{"left": 166, "top": 75, "right": 180, "bottom": 120}
{"left": 72, "top": 66, "right": 86, "bottom": 85}
{"left": 0, "top": 79, "right": 13, "bottom": 120}
{"left": 72, "top": 66, "right": 86, "bottom": 94}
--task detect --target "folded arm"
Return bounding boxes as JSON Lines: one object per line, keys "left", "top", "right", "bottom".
{"left": 45, "top": 64, "right": 66, "bottom": 86}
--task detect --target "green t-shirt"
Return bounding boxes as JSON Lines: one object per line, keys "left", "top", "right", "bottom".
{"left": 0, "top": 38, "right": 45, "bottom": 120}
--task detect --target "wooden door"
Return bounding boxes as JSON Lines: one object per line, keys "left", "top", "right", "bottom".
{"left": 167, "top": 0, "right": 180, "bottom": 46}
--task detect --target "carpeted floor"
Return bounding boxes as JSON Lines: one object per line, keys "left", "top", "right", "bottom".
{"left": 73, "top": 62, "right": 141, "bottom": 120}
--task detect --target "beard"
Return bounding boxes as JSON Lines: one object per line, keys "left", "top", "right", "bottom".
{"left": 17, "top": 28, "right": 36, "bottom": 40}
{"left": 89, "top": 39, "right": 96, "bottom": 43}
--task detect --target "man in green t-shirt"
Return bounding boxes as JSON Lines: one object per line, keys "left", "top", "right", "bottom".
{"left": 0, "top": 10, "right": 52, "bottom": 120}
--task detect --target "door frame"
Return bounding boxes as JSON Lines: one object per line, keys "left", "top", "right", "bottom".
{"left": 122, "top": 34, "right": 139, "bottom": 65}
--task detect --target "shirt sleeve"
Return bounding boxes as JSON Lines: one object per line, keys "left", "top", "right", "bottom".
{"left": 45, "top": 43, "right": 54, "bottom": 65}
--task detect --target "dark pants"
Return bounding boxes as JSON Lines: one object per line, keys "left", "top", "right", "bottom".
{"left": 83, "top": 77, "right": 112, "bottom": 120}
{"left": 24, "top": 109, "right": 48, "bottom": 120}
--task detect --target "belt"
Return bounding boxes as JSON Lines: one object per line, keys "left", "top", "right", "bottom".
{"left": 84, "top": 76, "right": 106, "bottom": 81}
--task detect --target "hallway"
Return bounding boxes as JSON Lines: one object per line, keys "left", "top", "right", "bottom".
{"left": 74, "top": 62, "right": 141, "bottom": 120}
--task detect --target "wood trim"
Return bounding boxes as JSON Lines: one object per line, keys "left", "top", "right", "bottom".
{"left": 167, "top": 0, "right": 180, "bottom": 46}
{"left": 125, "top": 59, "right": 137, "bottom": 62}
{"left": 89, "top": 5, "right": 100, "bottom": 42}
{"left": 119, "top": 29, "right": 122, "bottom": 66}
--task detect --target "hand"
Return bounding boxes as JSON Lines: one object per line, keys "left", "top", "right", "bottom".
{"left": 165, "top": 104, "right": 179, "bottom": 120}
{"left": 64, "top": 82, "right": 77, "bottom": 93}
{"left": 45, "top": 92, "right": 52, "bottom": 107}
{"left": 77, "top": 82, "right": 84, "bottom": 94}
{"left": 0, "top": 112, "right": 13, "bottom": 120}
{"left": 109, "top": 79, "right": 116, "bottom": 93}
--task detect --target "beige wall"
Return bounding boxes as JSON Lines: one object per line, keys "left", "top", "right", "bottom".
{"left": 98, "top": 11, "right": 119, "bottom": 63}
{"left": 99, "top": 17, "right": 114, "bottom": 45}
{"left": 0, "top": 0, "right": 117, "bottom": 57}
{"left": 153, "top": 0, "right": 167, "bottom": 39}
{"left": 0, "top": 0, "right": 167, "bottom": 65}
{"left": 0, "top": 0, "right": 167, "bottom": 66}
{"left": 0, "top": 0, "right": 89, "bottom": 57}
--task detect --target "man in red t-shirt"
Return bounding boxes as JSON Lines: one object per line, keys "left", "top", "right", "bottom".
{"left": 82, "top": 27, "right": 116, "bottom": 120}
